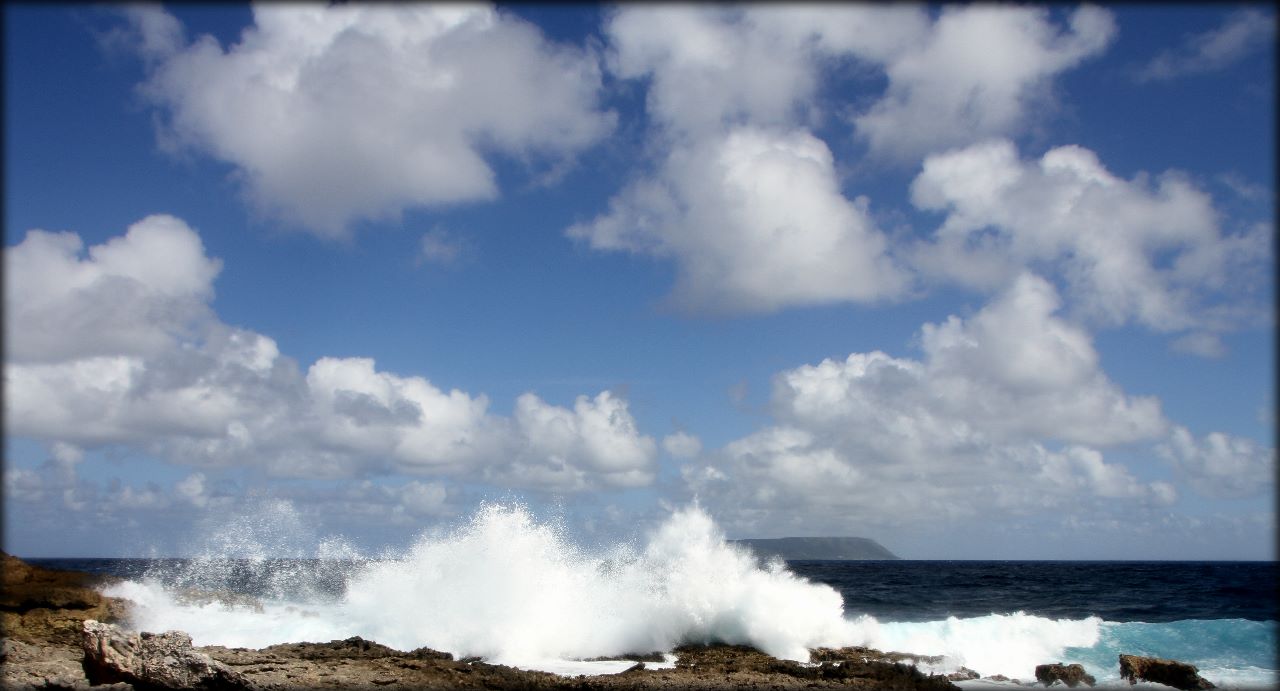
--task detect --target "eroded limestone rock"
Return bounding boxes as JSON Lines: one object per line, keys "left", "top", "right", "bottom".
{"left": 82, "top": 619, "right": 255, "bottom": 690}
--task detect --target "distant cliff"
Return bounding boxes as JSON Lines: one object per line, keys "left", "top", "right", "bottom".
{"left": 732, "top": 537, "right": 899, "bottom": 561}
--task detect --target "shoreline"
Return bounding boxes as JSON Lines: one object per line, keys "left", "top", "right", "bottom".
{"left": 0, "top": 553, "right": 1247, "bottom": 690}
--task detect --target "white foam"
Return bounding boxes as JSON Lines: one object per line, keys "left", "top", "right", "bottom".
{"left": 104, "top": 503, "right": 856, "bottom": 668}
{"left": 847, "top": 611, "right": 1101, "bottom": 680}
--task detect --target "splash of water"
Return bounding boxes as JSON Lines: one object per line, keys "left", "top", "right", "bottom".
{"left": 106, "top": 502, "right": 856, "bottom": 665}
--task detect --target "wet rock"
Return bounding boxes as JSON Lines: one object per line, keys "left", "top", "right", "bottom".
{"left": 946, "top": 667, "right": 980, "bottom": 681}
{"left": 1118, "top": 654, "right": 1215, "bottom": 690}
{"left": 1035, "top": 662, "right": 1095, "bottom": 687}
{"left": 811, "top": 645, "right": 945, "bottom": 666}
{"left": 82, "top": 619, "right": 255, "bottom": 690}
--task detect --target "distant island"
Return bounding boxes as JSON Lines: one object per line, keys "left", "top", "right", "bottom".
{"left": 732, "top": 537, "right": 900, "bottom": 561}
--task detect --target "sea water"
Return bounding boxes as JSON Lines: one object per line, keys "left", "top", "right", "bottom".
{"left": 33, "top": 504, "right": 1278, "bottom": 687}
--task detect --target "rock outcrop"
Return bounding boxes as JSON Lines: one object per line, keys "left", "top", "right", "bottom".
{"left": 1, "top": 551, "right": 128, "bottom": 646}
{"left": 1118, "top": 654, "right": 1215, "bottom": 690}
{"left": 1035, "top": 662, "right": 1095, "bottom": 687}
{"left": 82, "top": 619, "right": 256, "bottom": 690}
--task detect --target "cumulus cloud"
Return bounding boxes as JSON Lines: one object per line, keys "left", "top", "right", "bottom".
{"left": 5, "top": 217, "right": 657, "bottom": 493}
{"left": 501, "top": 392, "right": 658, "bottom": 490}
{"left": 771, "top": 273, "right": 1167, "bottom": 447}
{"left": 685, "top": 274, "right": 1179, "bottom": 538}
{"left": 580, "top": 5, "right": 1117, "bottom": 314}
{"left": 128, "top": 3, "right": 614, "bottom": 236}
{"left": 853, "top": 6, "right": 1115, "bottom": 161}
{"left": 1134, "top": 8, "right": 1276, "bottom": 82}
{"left": 1159, "top": 426, "right": 1276, "bottom": 499}
{"left": 567, "top": 126, "right": 908, "bottom": 313}
{"left": 909, "top": 139, "right": 1271, "bottom": 338}
{"left": 4, "top": 214, "right": 221, "bottom": 363}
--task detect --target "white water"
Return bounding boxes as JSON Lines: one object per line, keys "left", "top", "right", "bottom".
{"left": 107, "top": 503, "right": 855, "bottom": 666}
{"left": 101, "top": 503, "right": 1277, "bottom": 687}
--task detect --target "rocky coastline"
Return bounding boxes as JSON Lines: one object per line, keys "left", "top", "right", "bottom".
{"left": 0, "top": 553, "right": 1223, "bottom": 690}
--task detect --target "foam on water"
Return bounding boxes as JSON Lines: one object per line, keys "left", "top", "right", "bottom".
{"left": 849, "top": 611, "right": 1103, "bottom": 679}
{"left": 99, "top": 503, "right": 1278, "bottom": 687}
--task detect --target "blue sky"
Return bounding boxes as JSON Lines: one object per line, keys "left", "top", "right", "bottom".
{"left": 4, "top": 3, "right": 1275, "bottom": 559}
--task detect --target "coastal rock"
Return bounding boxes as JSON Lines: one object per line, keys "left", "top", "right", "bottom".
{"left": 82, "top": 619, "right": 255, "bottom": 690}
{"left": 946, "top": 667, "right": 979, "bottom": 681}
{"left": 0, "top": 553, "right": 968, "bottom": 690}
{"left": 0, "top": 637, "right": 93, "bottom": 690}
{"left": 1, "top": 551, "right": 129, "bottom": 646}
{"left": 1118, "top": 654, "right": 1215, "bottom": 690}
{"left": 1035, "top": 662, "right": 1095, "bottom": 687}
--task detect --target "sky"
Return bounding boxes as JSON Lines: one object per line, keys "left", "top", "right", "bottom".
{"left": 3, "top": 3, "right": 1275, "bottom": 560}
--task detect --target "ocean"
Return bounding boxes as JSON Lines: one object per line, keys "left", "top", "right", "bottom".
{"left": 29, "top": 504, "right": 1278, "bottom": 688}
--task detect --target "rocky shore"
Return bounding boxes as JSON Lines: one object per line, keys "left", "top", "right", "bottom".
{"left": 0, "top": 553, "right": 1223, "bottom": 690}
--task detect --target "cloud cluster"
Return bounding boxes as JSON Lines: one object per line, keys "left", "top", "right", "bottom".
{"left": 129, "top": 3, "right": 613, "bottom": 236}
{"left": 909, "top": 139, "right": 1271, "bottom": 342}
{"left": 682, "top": 273, "right": 1269, "bottom": 541}
{"left": 4, "top": 217, "right": 657, "bottom": 492}
{"left": 1159, "top": 426, "right": 1276, "bottom": 499}
{"left": 570, "top": 5, "right": 1118, "bottom": 315}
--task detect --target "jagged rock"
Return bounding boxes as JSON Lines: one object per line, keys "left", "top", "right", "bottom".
{"left": 82, "top": 619, "right": 255, "bottom": 690}
{"left": 1035, "top": 662, "right": 1095, "bottom": 687}
{"left": 1118, "top": 654, "right": 1215, "bottom": 690}
{"left": 946, "top": 667, "right": 980, "bottom": 681}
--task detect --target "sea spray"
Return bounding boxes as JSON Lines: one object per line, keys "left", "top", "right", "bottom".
{"left": 850, "top": 612, "right": 1102, "bottom": 679}
{"left": 105, "top": 502, "right": 856, "bottom": 665}
{"left": 98, "top": 503, "right": 1277, "bottom": 687}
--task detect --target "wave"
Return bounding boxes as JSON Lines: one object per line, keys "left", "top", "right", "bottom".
{"left": 106, "top": 503, "right": 854, "bottom": 663}
{"left": 100, "top": 503, "right": 1277, "bottom": 688}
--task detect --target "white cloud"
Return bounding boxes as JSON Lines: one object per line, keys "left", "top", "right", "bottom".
{"left": 909, "top": 139, "right": 1271, "bottom": 338}
{"left": 131, "top": 3, "right": 614, "bottom": 236}
{"left": 5, "top": 217, "right": 658, "bottom": 493}
{"left": 604, "top": 5, "right": 929, "bottom": 137}
{"left": 685, "top": 273, "right": 1178, "bottom": 538}
{"left": 1134, "top": 8, "right": 1277, "bottom": 82}
{"left": 1159, "top": 426, "right": 1276, "bottom": 499}
{"left": 305, "top": 356, "right": 499, "bottom": 474}
{"left": 4, "top": 215, "right": 220, "bottom": 363}
{"left": 775, "top": 274, "right": 1167, "bottom": 447}
{"left": 503, "top": 391, "right": 658, "bottom": 490}
{"left": 854, "top": 6, "right": 1115, "bottom": 161}
{"left": 583, "top": 5, "right": 1121, "bottom": 313}
{"left": 567, "top": 127, "right": 908, "bottom": 313}
{"left": 663, "top": 431, "right": 703, "bottom": 460}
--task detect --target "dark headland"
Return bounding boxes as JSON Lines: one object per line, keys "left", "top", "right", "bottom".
{"left": 732, "top": 537, "right": 900, "bottom": 560}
